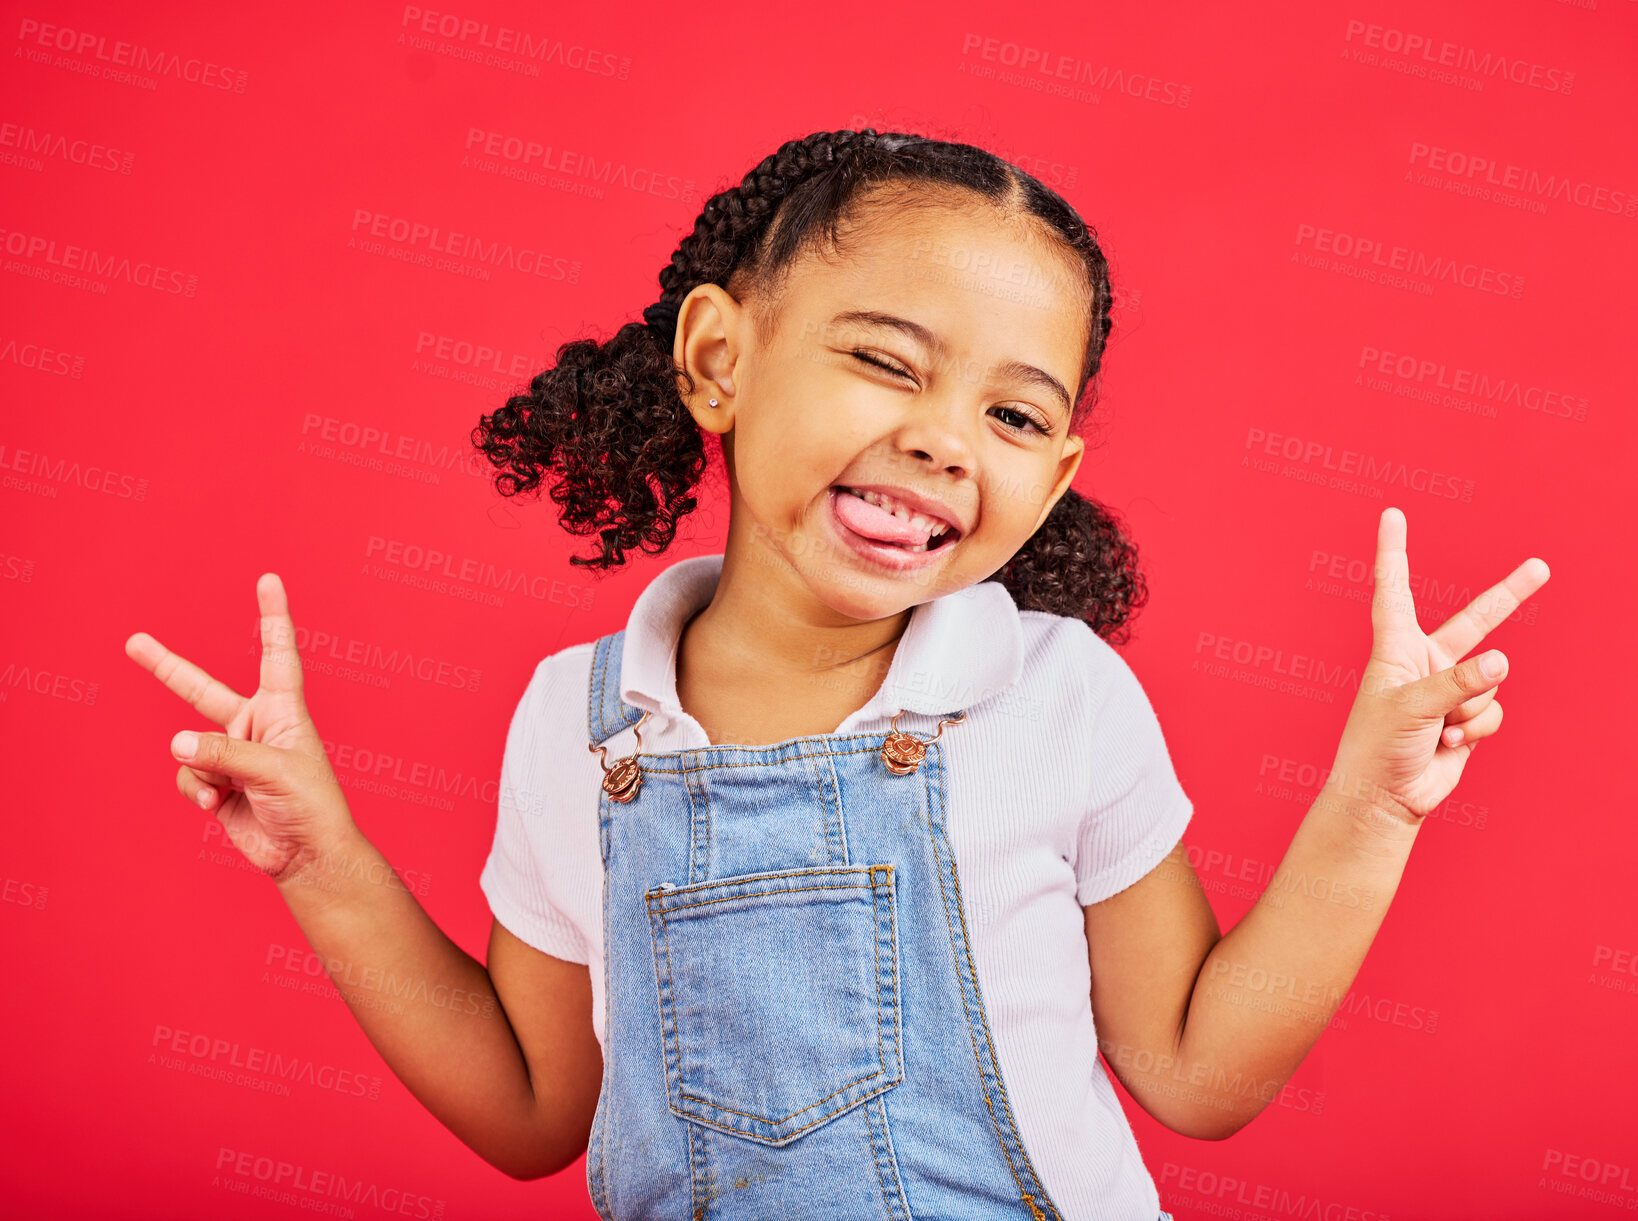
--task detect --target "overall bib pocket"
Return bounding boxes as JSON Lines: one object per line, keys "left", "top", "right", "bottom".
{"left": 644, "top": 864, "right": 903, "bottom": 1147}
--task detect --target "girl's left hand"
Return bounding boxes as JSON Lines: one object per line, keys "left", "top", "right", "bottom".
{"left": 1324, "top": 507, "right": 1550, "bottom": 827}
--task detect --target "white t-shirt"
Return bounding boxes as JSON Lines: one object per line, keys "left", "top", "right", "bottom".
{"left": 481, "top": 553, "right": 1194, "bottom": 1221}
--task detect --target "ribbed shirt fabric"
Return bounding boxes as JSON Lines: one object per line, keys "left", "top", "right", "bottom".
{"left": 480, "top": 553, "right": 1194, "bottom": 1221}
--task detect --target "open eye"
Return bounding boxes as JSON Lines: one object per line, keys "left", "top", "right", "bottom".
{"left": 989, "top": 405, "right": 1052, "bottom": 436}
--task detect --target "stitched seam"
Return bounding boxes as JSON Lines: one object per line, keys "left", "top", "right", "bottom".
{"left": 696, "top": 768, "right": 713, "bottom": 887}
{"left": 872, "top": 868, "right": 890, "bottom": 1086}
{"left": 651, "top": 903, "right": 684, "bottom": 1126}
{"left": 592, "top": 788, "right": 612, "bottom": 1217}
{"left": 688, "top": 1117, "right": 707, "bottom": 1221}
{"left": 884, "top": 866, "right": 903, "bottom": 1096}
{"left": 678, "top": 1065, "right": 886, "bottom": 1128}
{"left": 684, "top": 1121, "right": 695, "bottom": 1221}
{"left": 881, "top": 870, "right": 909, "bottom": 1220}
{"left": 593, "top": 632, "right": 613, "bottom": 741}
{"left": 600, "top": 632, "right": 614, "bottom": 738}
{"left": 826, "top": 752, "right": 850, "bottom": 865}
{"left": 685, "top": 767, "right": 703, "bottom": 885}
{"left": 808, "top": 752, "right": 827, "bottom": 864}
{"left": 673, "top": 1077, "right": 901, "bottom": 1142}
{"left": 629, "top": 742, "right": 888, "bottom": 774}
{"left": 596, "top": 632, "right": 609, "bottom": 737}
{"left": 807, "top": 752, "right": 832, "bottom": 865}
{"left": 649, "top": 881, "right": 874, "bottom": 914}
{"left": 869, "top": 865, "right": 909, "bottom": 1218}
{"left": 866, "top": 1094, "right": 908, "bottom": 1220}
{"left": 699, "top": 774, "right": 711, "bottom": 884}
{"left": 867, "top": 1097, "right": 894, "bottom": 1218}
{"left": 646, "top": 864, "right": 874, "bottom": 900}
{"left": 596, "top": 787, "right": 608, "bottom": 1214}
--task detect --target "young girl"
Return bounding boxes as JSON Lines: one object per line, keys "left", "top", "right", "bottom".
{"left": 127, "top": 128, "right": 1549, "bottom": 1221}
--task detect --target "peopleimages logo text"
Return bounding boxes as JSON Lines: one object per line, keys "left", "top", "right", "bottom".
{"left": 15, "top": 18, "right": 248, "bottom": 91}
{"left": 1294, "top": 224, "right": 1523, "bottom": 298}
{"left": 1408, "top": 143, "right": 1635, "bottom": 218}
{"left": 958, "top": 34, "right": 1192, "bottom": 106}
{"left": 349, "top": 210, "right": 580, "bottom": 282}
{"left": 1343, "top": 20, "right": 1574, "bottom": 93}
{"left": 399, "top": 6, "right": 630, "bottom": 79}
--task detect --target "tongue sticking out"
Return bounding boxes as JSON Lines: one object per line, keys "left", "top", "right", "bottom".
{"left": 833, "top": 488, "right": 934, "bottom": 547}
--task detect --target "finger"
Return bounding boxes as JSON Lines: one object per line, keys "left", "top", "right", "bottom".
{"left": 125, "top": 631, "right": 248, "bottom": 727}
{"left": 257, "top": 573, "right": 308, "bottom": 702}
{"left": 1443, "top": 685, "right": 1497, "bottom": 731}
{"left": 1369, "top": 507, "right": 1421, "bottom": 640}
{"left": 1429, "top": 557, "right": 1551, "bottom": 661}
{"left": 1444, "top": 698, "right": 1503, "bottom": 748}
{"left": 171, "top": 728, "right": 287, "bottom": 791}
{"left": 1406, "top": 649, "right": 1508, "bottom": 723}
{"left": 177, "top": 764, "right": 225, "bottom": 810}
{"left": 185, "top": 762, "right": 240, "bottom": 794}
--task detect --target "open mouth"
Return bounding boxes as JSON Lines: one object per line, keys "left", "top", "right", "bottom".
{"left": 831, "top": 486, "right": 961, "bottom": 553}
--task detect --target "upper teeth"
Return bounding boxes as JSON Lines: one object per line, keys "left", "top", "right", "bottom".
{"left": 848, "top": 488, "right": 952, "bottom": 537}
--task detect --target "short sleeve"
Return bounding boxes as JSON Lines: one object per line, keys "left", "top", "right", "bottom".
{"left": 478, "top": 662, "right": 590, "bottom": 963}
{"left": 1073, "top": 648, "right": 1194, "bottom": 907}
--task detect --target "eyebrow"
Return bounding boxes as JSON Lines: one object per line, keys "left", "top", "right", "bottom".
{"left": 829, "top": 309, "right": 1074, "bottom": 418}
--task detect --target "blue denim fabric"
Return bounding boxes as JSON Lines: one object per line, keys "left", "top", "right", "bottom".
{"left": 584, "top": 629, "right": 1067, "bottom": 1219}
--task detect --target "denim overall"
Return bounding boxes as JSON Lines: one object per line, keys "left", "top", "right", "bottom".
{"left": 582, "top": 628, "right": 1077, "bottom": 1221}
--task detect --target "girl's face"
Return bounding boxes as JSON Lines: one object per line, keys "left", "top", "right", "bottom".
{"left": 679, "top": 198, "right": 1090, "bottom": 624}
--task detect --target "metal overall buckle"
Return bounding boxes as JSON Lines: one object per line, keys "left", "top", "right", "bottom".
{"left": 589, "top": 709, "right": 652, "bottom": 802}
{"left": 880, "top": 709, "right": 965, "bottom": 775}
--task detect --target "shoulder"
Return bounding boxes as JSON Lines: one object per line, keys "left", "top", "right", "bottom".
{"left": 524, "top": 639, "right": 598, "bottom": 696}
{"left": 1013, "top": 609, "right": 1148, "bottom": 720}
{"left": 506, "top": 639, "right": 600, "bottom": 741}
{"left": 496, "top": 639, "right": 606, "bottom": 824}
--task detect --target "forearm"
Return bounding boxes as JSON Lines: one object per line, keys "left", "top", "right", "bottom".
{"left": 1174, "top": 785, "right": 1420, "bottom": 1136}
{"left": 275, "top": 825, "right": 548, "bottom": 1177}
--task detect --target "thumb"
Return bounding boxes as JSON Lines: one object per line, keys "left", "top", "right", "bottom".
{"left": 1407, "top": 650, "right": 1509, "bottom": 722}
{"left": 171, "top": 730, "right": 290, "bottom": 791}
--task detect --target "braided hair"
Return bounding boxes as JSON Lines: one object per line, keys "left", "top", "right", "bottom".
{"left": 471, "top": 128, "right": 1149, "bottom": 642}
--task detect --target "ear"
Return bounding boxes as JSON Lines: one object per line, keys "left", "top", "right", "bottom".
{"left": 674, "top": 284, "right": 744, "bottom": 436}
{"left": 1031, "top": 432, "right": 1086, "bottom": 533}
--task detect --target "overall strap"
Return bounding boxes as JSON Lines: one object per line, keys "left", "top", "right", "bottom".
{"left": 587, "top": 629, "right": 649, "bottom": 745}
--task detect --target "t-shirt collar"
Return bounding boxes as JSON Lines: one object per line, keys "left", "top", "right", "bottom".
{"left": 620, "top": 553, "right": 1024, "bottom": 732}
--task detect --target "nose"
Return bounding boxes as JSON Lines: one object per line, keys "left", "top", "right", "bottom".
{"left": 892, "top": 394, "right": 976, "bottom": 480}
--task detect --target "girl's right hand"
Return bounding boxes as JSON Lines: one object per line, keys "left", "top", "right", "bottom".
{"left": 125, "top": 573, "right": 357, "bottom": 887}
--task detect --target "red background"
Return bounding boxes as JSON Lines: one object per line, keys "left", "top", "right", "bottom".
{"left": 3, "top": 1, "right": 1632, "bottom": 1218}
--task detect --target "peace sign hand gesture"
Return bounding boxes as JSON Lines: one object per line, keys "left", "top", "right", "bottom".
{"left": 1324, "top": 508, "right": 1550, "bottom": 831}
{"left": 125, "top": 573, "right": 357, "bottom": 887}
